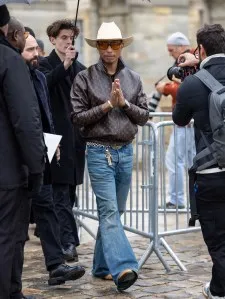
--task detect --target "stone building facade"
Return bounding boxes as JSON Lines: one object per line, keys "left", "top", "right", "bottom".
{"left": 188, "top": 0, "right": 225, "bottom": 44}
{"left": 10, "top": 0, "right": 225, "bottom": 111}
{"left": 8, "top": 0, "right": 188, "bottom": 102}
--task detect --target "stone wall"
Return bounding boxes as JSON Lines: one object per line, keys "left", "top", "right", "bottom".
{"left": 188, "top": 0, "right": 225, "bottom": 45}
{"left": 7, "top": 0, "right": 190, "bottom": 111}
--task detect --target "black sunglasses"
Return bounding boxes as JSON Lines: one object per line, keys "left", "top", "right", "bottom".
{"left": 193, "top": 45, "right": 200, "bottom": 59}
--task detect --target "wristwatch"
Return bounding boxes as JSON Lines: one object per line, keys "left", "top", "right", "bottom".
{"left": 123, "top": 99, "right": 130, "bottom": 109}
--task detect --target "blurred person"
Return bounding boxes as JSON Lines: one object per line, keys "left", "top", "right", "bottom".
{"left": 24, "top": 26, "right": 35, "bottom": 38}
{"left": 155, "top": 32, "right": 196, "bottom": 209}
{"left": 36, "top": 38, "right": 45, "bottom": 56}
{"left": 7, "top": 18, "right": 85, "bottom": 288}
{"left": 0, "top": 6, "right": 45, "bottom": 299}
{"left": 173, "top": 23, "right": 225, "bottom": 299}
{"left": 39, "top": 19, "right": 86, "bottom": 262}
{"left": 71, "top": 21, "right": 149, "bottom": 291}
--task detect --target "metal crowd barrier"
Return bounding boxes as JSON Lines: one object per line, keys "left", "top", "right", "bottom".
{"left": 74, "top": 112, "right": 201, "bottom": 272}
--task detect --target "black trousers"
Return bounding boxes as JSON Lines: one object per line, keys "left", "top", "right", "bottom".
{"left": 52, "top": 183, "right": 79, "bottom": 248}
{"left": 0, "top": 187, "right": 30, "bottom": 299}
{"left": 32, "top": 185, "right": 64, "bottom": 271}
{"left": 196, "top": 172, "right": 225, "bottom": 297}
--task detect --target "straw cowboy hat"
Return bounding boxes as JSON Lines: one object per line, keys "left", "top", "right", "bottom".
{"left": 85, "top": 22, "right": 133, "bottom": 48}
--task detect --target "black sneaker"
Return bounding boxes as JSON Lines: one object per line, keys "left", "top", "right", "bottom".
{"left": 62, "top": 244, "right": 78, "bottom": 262}
{"left": 166, "top": 202, "right": 185, "bottom": 209}
{"left": 48, "top": 264, "right": 85, "bottom": 286}
{"left": 117, "top": 269, "right": 138, "bottom": 291}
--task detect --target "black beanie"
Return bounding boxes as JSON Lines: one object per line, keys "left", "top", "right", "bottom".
{"left": 0, "top": 5, "right": 10, "bottom": 27}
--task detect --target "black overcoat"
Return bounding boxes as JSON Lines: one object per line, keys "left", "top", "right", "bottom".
{"left": 0, "top": 34, "right": 45, "bottom": 189}
{"left": 39, "top": 50, "right": 86, "bottom": 185}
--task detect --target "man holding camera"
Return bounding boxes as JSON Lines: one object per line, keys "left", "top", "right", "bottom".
{"left": 156, "top": 32, "right": 195, "bottom": 209}
{"left": 173, "top": 24, "right": 225, "bottom": 299}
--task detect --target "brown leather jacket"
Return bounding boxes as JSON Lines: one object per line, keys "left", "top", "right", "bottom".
{"left": 71, "top": 58, "right": 149, "bottom": 145}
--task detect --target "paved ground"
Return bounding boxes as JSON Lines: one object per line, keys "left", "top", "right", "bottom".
{"left": 22, "top": 227, "right": 212, "bottom": 299}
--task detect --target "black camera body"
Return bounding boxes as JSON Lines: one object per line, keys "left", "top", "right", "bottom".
{"left": 167, "top": 66, "right": 196, "bottom": 81}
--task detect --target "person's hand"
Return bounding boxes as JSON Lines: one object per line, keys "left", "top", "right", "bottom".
{"left": 28, "top": 173, "right": 43, "bottom": 198}
{"left": 155, "top": 82, "right": 166, "bottom": 93}
{"left": 171, "top": 75, "right": 182, "bottom": 84}
{"left": 56, "top": 145, "right": 60, "bottom": 162}
{"left": 64, "top": 45, "right": 76, "bottom": 70}
{"left": 177, "top": 53, "right": 199, "bottom": 67}
{"left": 108, "top": 82, "right": 119, "bottom": 108}
{"left": 114, "top": 79, "right": 126, "bottom": 108}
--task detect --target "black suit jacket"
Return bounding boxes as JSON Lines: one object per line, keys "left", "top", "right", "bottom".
{"left": 173, "top": 56, "right": 225, "bottom": 158}
{"left": 0, "top": 33, "right": 45, "bottom": 189}
{"left": 39, "top": 50, "right": 86, "bottom": 185}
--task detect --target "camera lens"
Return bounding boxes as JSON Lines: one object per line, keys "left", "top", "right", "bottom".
{"left": 167, "top": 66, "right": 184, "bottom": 81}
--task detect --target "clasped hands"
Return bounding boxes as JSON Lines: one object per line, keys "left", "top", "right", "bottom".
{"left": 108, "top": 79, "right": 126, "bottom": 108}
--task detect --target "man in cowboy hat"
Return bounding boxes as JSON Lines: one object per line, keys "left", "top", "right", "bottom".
{"left": 71, "top": 21, "right": 149, "bottom": 291}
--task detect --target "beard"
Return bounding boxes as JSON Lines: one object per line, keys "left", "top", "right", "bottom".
{"left": 29, "top": 56, "right": 39, "bottom": 69}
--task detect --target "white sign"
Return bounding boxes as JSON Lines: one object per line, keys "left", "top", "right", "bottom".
{"left": 43, "top": 133, "right": 62, "bottom": 163}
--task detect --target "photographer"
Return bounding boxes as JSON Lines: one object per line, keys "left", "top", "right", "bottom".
{"left": 173, "top": 24, "right": 225, "bottom": 299}
{"left": 156, "top": 32, "right": 195, "bottom": 209}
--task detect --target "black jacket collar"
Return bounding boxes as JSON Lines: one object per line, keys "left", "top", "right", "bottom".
{"left": 202, "top": 56, "right": 225, "bottom": 69}
{"left": 48, "top": 49, "right": 63, "bottom": 66}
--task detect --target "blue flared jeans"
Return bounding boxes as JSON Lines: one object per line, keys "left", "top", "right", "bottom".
{"left": 87, "top": 144, "right": 138, "bottom": 284}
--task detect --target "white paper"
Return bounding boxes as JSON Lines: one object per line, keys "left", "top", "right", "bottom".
{"left": 43, "top": 133, "right": 62, "bottom": 163}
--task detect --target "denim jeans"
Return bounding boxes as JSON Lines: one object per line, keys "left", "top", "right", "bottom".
{"left": 87, "top": 144, "right": 138, "bottom": 283}
{"left": 166, "top": 126, "right": 196, "bottom": 206}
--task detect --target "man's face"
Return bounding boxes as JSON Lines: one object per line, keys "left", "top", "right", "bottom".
{"left": 50, "top": 29, "right": 74, "bottom": 54}
{"left": 97, "top": 40, "right": 123, "bottom": 65}
{"left": 22, "top": 35, "right": 39, "bottom": 67}
{"left": 167, "top": 45, "right": 184, "bottom": 60}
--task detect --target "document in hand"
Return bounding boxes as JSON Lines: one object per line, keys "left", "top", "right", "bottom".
{"left": 43, "top": 133, "right": 62, "bottom": 163}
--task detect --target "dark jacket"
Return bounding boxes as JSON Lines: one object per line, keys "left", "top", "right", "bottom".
{"left": 30, "top": 66, "right": 55, "bottom": 184}
{"left": 71, "top": 58, "right": 149, "bottom": 144}
{"left": 172, "top": 56, "right": 225, "bottom": 167}
{"left": 39, "top": 50, "right": 86, "bottom": 185}
{"left": 0, "top": 33, "right": 45, "bottom": 189}
{"left": 30, "top": 67, "right": 54, "bottom": 134}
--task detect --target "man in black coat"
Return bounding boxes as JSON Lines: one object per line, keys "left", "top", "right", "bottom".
{"left": 39, "top": 19, "right": 86, "bottom": 261}
{"left": 7, "top": 18, "right": 85, "bottom": 293}
{"left": 173, "top": 24, "right": 225, "bottom": 298}
{"left": 0, "top": 5, "right": 45, "bottom": 299}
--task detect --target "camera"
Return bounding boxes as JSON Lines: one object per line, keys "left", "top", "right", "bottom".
{"left": 167, "top": 66, "right": 196, "bottom": 82}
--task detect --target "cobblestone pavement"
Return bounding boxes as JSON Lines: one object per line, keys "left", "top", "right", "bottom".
{"left": 22, "top": 228, "right": 211, "bottom": 299}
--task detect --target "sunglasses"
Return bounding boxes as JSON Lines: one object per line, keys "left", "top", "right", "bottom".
{"left": 97, "top": 40, "right": 123, "bottom": 50}
{"left": 193, "top": 45, "right": 200, "bottom": 59}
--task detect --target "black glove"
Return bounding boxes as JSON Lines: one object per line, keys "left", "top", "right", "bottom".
{"left": 28, "top": 173, "right": 43, "bottom": 198}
